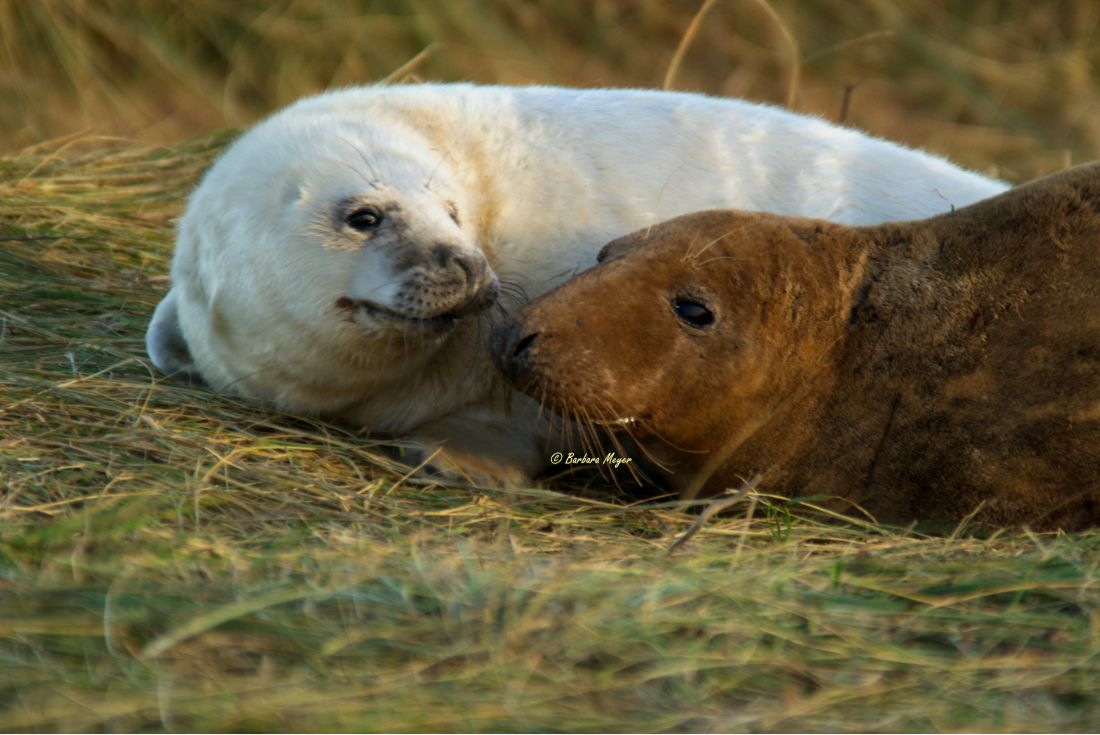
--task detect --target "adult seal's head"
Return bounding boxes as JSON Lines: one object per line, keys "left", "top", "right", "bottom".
{"left": 494, "top": 163, "right": 1100, "bottom": 531}
{"left": 492, "top": 210, "right": 857, "bottom": 493}
{"left": 146, "top": 94, "right": 498, "bottom": 428}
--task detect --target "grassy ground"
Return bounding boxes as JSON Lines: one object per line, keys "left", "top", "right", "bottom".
{"left": 3, "top": 2, "right": 1100, "bottom": 732}
{"left": 4, "top": 0, "right": 1100, "bottom": 179}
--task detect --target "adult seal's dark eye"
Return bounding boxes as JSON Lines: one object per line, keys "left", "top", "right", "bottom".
{"left": 673, "top": 296, "right": 715, "bottom": 329}
{"left": 345, "top": 207, "right": 384, "bottom": 231}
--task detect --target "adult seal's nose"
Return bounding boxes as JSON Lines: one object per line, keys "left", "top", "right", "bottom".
{"left": 491, "top": 322, "right": 540, "bottom": 386}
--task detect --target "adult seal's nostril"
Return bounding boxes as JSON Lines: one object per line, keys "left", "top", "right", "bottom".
{"left": 511, "top": 331, "right": 538, "bottom": 358}
{"left": 490, "top": 323, "right": 539, "bottom": 385}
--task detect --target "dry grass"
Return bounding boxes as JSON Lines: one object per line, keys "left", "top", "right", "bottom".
{"left": 3, "top": 1, "right": 1100, "bottom": 179}
{"left": 3, "top": 2, "right": 1100, "bottom": 732}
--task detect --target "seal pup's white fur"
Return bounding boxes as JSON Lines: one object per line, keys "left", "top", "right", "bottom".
{"left": 146, "top": 83, "right": 1007, "bottom": 482}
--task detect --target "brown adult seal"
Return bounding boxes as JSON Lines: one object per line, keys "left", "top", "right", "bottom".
{"left": 492, "top": 163, "right": 1100, "bottom": 531}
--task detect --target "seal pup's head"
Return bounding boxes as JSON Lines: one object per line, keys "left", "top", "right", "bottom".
{"left": 492, "top": 210, "right": 862, "bottom": 491}
{"left": 146, "top": 103, "right": 499, "bottom": 429}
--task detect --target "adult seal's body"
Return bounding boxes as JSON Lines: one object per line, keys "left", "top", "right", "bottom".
{"left": 494, "top": 163, "right": 1100, "bottom": 530}
{"left": 146, "top": 82, "right": 1005, "bottom": 483}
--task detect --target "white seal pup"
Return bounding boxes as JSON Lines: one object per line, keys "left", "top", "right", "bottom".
{"left": 146, "top": 83, "right": 1007, "bottom": 483}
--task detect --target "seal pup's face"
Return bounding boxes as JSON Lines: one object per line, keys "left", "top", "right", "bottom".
{"left": 146, "top": 115, "right": 499, "bottom": 426}
{"left": 492, "top": 210, "right": 846, "bottom": 485}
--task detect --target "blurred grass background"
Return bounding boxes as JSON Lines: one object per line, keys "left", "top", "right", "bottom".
{"left": 3, "top": 1, "right": 1100, "bottom": 732}
{"left": 2, "top": 0, "right": 1099, "bottom": 178}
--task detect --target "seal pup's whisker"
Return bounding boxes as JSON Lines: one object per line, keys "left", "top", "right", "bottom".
{"left": 496, "top": 281, "right": 531, "bottom": 315}
{"left": 424, "top": 142, "right": 462, "bottom": 191}
{"left": 337, "top": 159, "right": 374, "bottom": 190}
{"left": 337, "top": 135, "right": 382, "bottom": 183}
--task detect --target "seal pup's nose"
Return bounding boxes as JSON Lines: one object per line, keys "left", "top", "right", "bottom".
{"left": 491, "top": 322, "right": 540, "bottom": 386}
{"left": 432, "top": 244, "right": 487, "bottom": 288}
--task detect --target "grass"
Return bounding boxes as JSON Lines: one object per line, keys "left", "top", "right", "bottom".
{"left": 3, "top": 2, "right": 1100, "bottom": 732}
{"left": 3, "top": 131, "right": 1100, "bottom": 735}
{"left": 3, "top": 1, "right": 1100, "bottom": 178}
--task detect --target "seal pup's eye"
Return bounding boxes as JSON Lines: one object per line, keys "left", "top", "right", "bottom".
{"left": 345, "top": 206, "right": 384, "bottom": 231}
{"left": 672, "top": 296, "right": 715, "bottom": 330}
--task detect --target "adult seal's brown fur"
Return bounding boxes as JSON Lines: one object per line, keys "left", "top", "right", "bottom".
{"left": 492, "top": 163, "right": 1100, "bottom": 531}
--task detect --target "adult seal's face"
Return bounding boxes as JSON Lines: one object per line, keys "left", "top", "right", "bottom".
{"left": 492, "top": 213, "right": 774, "bottom": 450}
{"left": 491, "top": 211, "right": 845, "bottom": 481}
{"left": 146, "top": 115, "right": 499, "bottom": 422}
